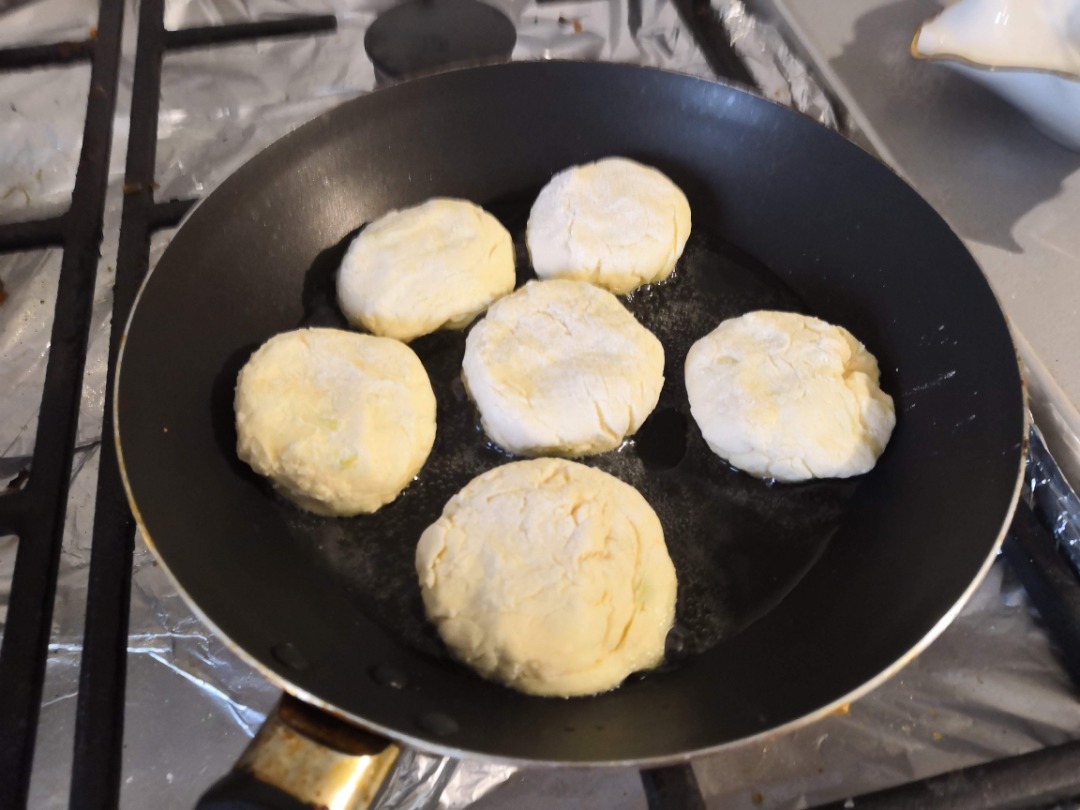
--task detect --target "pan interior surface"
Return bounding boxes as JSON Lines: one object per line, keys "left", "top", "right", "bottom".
{"left": 116, "top": 62, "right": 1025, "bottom": 764}
{"left": 291, "top": 199, "right": 854, "bottom": 668}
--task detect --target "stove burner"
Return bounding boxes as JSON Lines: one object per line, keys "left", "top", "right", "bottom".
{"left": 364, "top": 0, "right": 517, "bottom": 85}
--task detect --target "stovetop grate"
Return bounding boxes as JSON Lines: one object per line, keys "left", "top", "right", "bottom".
{"left": 0, "top": 2, "right": 125, "bottom": 805}
{"left": 2, "top": 2, "right": 1080, "bottom": 808}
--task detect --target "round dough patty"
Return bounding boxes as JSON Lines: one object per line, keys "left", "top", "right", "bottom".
{"left": 416, "top": 458, "right": 677, "bottom": 697}
{"left": 234, "top": 328, "right": 436, "bottom": 515}
{"left": 526, "top": 157, "right": 691, "bottom": 295}
{"left": 685, "top": 311, "right": 896, "bottom": 482}
{"left": 337, "top": 198, "right": 515, "bottom": 342}
{"left": 462, "top": 279, "right": 665, "bottom": 457}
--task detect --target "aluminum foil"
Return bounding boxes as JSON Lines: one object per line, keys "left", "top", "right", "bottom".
{"left": 0, "top": 51, "right": 108, "bottom": 473}
{"left": 711, "top": 0, "right": 836, "bottom": 128}
{"left": 3, "top": 0, "right": 1080, "bottom": 808}
{"left": 1029, "top": 424, "right": 1080, "bottom": 572}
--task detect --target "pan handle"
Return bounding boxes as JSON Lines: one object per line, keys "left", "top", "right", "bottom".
{"left": 196, "top": 694, "right": 401, "bottom": 810}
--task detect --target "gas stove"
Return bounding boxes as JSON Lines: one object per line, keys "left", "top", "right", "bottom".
{"left": 2, "top": 1, "right": 1080, "bottom": 808}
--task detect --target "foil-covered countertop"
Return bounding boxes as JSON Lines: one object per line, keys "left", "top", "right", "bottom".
{"left": 3, "top": 1, "right": 1080, "bottom": 808}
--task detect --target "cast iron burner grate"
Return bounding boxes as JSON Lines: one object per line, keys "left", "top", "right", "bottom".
{"left": 1, "top": 1, "right": 1080, "bottom": 808}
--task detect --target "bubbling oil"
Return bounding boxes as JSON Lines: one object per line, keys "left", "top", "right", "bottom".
{"left": 285, "top": 194, "right": 857, "bottom": 673}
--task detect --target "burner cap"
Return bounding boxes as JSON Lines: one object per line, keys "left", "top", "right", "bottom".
{"left": 365, "top": 0, "right": 517, "bottom": 84}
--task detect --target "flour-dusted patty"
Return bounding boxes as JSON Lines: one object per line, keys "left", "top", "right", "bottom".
{"left": 685, "top": 311, "right": 896, "bottom": 482}
{"left": 337, "top": 198, "right": 515, "bottom": 342}
{"left": 234, "top": 328, "right": 436, "bottom": 515}
{"left": 416, "top": 458, "right": 677, "bottom": 697}
{"left": 462, "top": 279, "right": 665, "bottom": 457}
{"left": 526, "top": 157, "right": 691, "bottom": 295}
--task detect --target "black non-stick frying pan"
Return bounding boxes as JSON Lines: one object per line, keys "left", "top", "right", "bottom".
{"left": 115, "top": 61, "right": 1026, "bottom": 804}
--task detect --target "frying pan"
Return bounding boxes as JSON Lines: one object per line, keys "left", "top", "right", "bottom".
{"left": 115, "top": 61, "right": 1026, "bottom": 806}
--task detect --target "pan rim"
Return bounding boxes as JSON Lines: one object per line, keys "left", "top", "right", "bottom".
{"left": 113, "top": 59, "right": 1031, "bottom": 767}
{"left": 112, "top": 418, "right": 1028, "bottom": 767}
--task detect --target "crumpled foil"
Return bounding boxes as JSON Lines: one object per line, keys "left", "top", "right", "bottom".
{"left": 3, "top": 0, "right": 1080, "bottom": 808}
{"left": 711, "top": 0, "right": 836, "bottom": 128}
{"left": 1029, "top": 424, "right": 1080, "bottom": 573}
